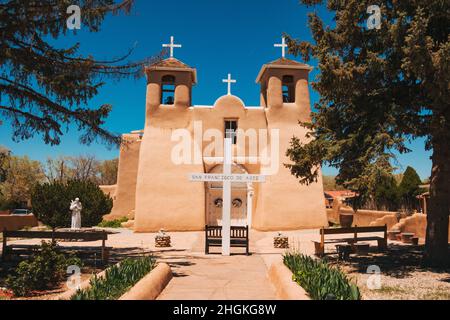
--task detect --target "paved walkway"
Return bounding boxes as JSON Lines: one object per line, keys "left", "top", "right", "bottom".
{"left": 157, "top": 253, "right": 278, "bottom": 300}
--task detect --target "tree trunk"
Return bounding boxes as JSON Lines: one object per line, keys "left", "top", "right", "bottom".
{"left": 424, "top": 139, "right": 450, "bottom": 267}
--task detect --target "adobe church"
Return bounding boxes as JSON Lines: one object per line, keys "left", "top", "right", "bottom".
{"left": 105, "top": 37, "right": 328, "bottom": 232}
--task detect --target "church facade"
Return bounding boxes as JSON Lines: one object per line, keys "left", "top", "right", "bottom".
{"left": 107, "top": 39, "right": 328, "bottom": 232}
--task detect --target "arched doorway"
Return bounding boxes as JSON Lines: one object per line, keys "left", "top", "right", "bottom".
{"left": 206, "top": 163, "right": 252, "bottom": 226}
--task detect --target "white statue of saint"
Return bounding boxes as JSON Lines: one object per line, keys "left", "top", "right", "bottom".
{"left": 69, "top": 198, "right": 82, "bottom": 229}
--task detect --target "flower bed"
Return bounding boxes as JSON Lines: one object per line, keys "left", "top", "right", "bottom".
{"left": 70, "top": 256, "right": 155, "bottom": 300}
{"left": 283, "top": 252, "right": 360, "bottom": 300}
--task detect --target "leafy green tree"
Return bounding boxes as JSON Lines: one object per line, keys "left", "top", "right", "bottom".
{"left": 399, "top": 166, "right": 423, "bottom": 211}
{"left": 31, "top": 179, "right": 113, "bottom": 229}
{"left": 285, "top": 1, "right": 449, "bottom": 265}
{"left": 0, "top": 146, "right": 10, "bottom": 184}
{"left": 0, "top": 0, "right": 161, "bottom": 147}
{"left": 322, "top": 175, "right": 346, "bottom": 191}
{"left": 0, "top": 155, "right": 45, "bottom": 208}
{"left": 97, "top": 158, "right": 119, "bottom": 185}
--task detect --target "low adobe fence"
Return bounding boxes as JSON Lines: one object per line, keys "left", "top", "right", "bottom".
{"left": 327, "top": 204, "right": 450, "bottom": 243}
{"left": 0, "top": 214, "right": 38, "bottom": 231}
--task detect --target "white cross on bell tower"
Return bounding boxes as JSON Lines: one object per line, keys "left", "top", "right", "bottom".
{"left": 274, "top": 36, "right": 288, "bottom": 58}
{"left": 222, "top": 73, "right": 236, "bottom": 95}
{"left": 162, "top": 36, "right": 182, "bottom": 58}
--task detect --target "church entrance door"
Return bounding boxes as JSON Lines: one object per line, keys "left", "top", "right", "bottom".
{"left": 205, "top": 164, "right": 250, "bottom": 227}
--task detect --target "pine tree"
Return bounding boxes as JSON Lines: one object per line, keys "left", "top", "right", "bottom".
{"left": 374, "top": 174, "right": 399, "bottom": 212}
{"left": 0, "top": 0, "right": 161, "bottom": 147}
{"left": 399, "top": 166, "right": 422, "bottom": 211}
{"left": 285, "top": 0, "right": 449, "bottom": 265}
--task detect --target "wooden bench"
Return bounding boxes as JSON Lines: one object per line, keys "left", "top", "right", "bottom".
{"left": 2, "top": 229, "right": 110, "bottom": 264}
{"left": 313, "top": 225, "right": 387, "bottom": 257}
{"left": 205, "top": 225, "right": 249, "bottom": 255}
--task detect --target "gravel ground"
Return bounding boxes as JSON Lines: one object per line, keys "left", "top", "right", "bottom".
{"left": 327, "top": 244, "right": 450, "bottom": 300}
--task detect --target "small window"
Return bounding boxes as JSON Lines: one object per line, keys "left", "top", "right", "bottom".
{"left": 282, "top": 75, "right": 295, "bottom": 103}
{"left": 161, "top": 75, "right": 176, "bottom": 105}
{"left": 224, "top": 120, "right": 238, "bottom": 144}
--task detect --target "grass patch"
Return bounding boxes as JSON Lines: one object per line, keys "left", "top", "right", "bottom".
{"left": 377, "top": 285, "right": 406, "bottom": 295}
{"left": 421, "top": 289, "right": 450, "bottom": 300}
{"left": 97, "top": 217, "right": 128, "bottom": 228}
{"left": 71, "top": 256, "right": 155, "bottom": 300}
{"left": 284, "top": 252, "right": 361, "bottom": 300}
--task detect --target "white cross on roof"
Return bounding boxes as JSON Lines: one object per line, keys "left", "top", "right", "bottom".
{"left": 222, "top": 73, "right": 236, "bottom": 95}
{"left": 274, "top": 36, "right": 288, "bottom": 58}
{"left": 162, "top": 36, "right": 182, "bottom": 58}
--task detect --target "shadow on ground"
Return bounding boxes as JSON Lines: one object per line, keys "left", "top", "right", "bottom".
{"left": 327, "top": 244, "right": 450, "bottom": 279}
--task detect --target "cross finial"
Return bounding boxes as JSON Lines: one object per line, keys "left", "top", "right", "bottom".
{"left": 162, "top": 36, "right": 182, "bottom": 58}
{"left": 222, "top": 73, "right": 236, "bottom": 95}
{"left": 274, "top": 36, "right": 288, "bottom": 58}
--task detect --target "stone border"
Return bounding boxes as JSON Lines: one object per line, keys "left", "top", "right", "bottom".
{"left": 57, "top": 267, "right": 109, "bottom": 300}
{"left": 57, "top": 262, "right": 172, "bottom": 300}
{"left": 268, "top": 261, "right": 310, "bottom": 300}
{"left": 119, "top": 263, "right": 172, "bottom": 300}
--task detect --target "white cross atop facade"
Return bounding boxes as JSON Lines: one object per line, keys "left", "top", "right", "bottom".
{"left": 162, "top": 36, "right": 182, "bottom": 58}
{"left": 222, "top": 73, "right": 236, "bottom": 95}
{"left": 274, "top": 36, "right": 288, "bottom": 58}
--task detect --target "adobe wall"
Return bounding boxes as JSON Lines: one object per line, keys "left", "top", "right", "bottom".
{"left": 99, "top": 185, "right": 117, "bottom": 199}
{"left": 368, "top": 214, "right": 399, "bottom": 230}
{"left": 353, "top": 210, "right": 398, "bottom": 227}
{"left": 107, "top": 134, "right": 141, "bottom": 220}
{"left": 0, "top": 214, "right": 38, "bottom": 231}
{"left": 394, "top": 213, "right": 450, "bottom": 242}
{"left": 326, "top": 203, "right": 398, "bottom": 229}
{"left": 134, "top": 106, "right": 205, "bottom": 232}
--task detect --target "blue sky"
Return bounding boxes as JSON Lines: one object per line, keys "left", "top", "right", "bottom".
{"left": 0, "top": 0, "right": 432, "bottom": 179}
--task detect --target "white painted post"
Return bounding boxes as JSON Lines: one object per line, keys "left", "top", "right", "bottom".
{"left": 222, "top": 137, "right": 232, "bottom": 256}
{"left": 246, "top": 187, "right": 254, "bottom": 228}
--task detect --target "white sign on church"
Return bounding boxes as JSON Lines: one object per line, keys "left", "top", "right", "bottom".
{"left": 189, "top": 173, "right": 265, "bottom": 183}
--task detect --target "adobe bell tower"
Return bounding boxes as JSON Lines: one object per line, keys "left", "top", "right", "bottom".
{"left": 252, "top": 37, "right": 328, "bottom": 230}
{"left": 144, "top": 36, "right": 197, "bottom": 125}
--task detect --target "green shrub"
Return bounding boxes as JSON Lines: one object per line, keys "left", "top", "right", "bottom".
{"left": 6, "top": 240, "right": 82, "bottom": 297}
{"left": 31, "top": 179, "right": 113, "bottom": 229}
{"left": 71, "top": 256, "right": 155, "bottom": 300}
{"left": 97, "top": 217, "right": 128, "bottom": 228}
{"left": 283, "top": 252, "right": 361, "bottom": 300}
{"left": 0, "top": 197, "right": 22, "bottom": 211}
